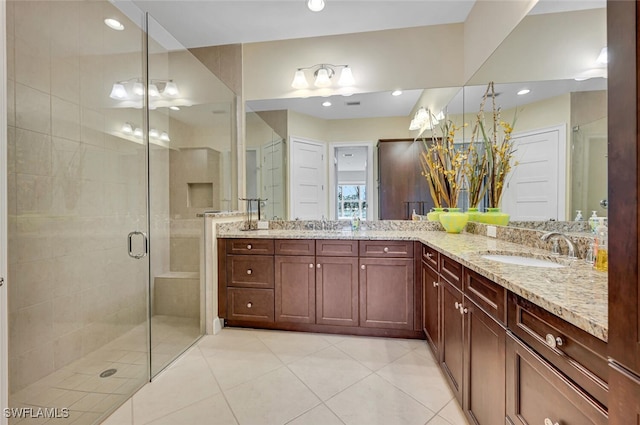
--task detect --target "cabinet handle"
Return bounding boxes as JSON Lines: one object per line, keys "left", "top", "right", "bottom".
{"left": 247, "top": 302, "right": 253, "bottom": 308}
{"left": 309, "top": 264, "right": 314, "bottom": 268}
{"left": 544, "top": 418, "right": 559, "bottom": 425}
{"left": 361, "top": 265, "right": 366, "bottom": 270}
{"left": 545, "top": 334, "right": 564, "bottom": 349}
{"left": 317, "top": 264, "right": 321, "bottom": 269}
{"left": 247, "top": 244, "right": 252, "bottom": 250}
{"left": 383, "top": 247, "right": 389, "bottom": 253}
{"left": 246, "top": 269, "right": 252, "bottom": 275}
{"left": 432, "top": 281, "right": 438, "bottom": 287}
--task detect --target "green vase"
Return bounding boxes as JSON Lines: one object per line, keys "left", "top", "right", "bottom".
{"left": 427, "top": 207, "right": 444, "bottom": 222}
{"left": 439, "top": 208, "right": 469, "bottom": 233}
{"left": 481, "top": 207, "right": 510, "bottom": 226}
{"left": 466, "top": 207, "right": 482, "bottom": 223}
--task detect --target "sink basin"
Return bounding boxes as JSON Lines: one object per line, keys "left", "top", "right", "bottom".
{"left": 481, "top": 254, "right": 566, "bottom": 268}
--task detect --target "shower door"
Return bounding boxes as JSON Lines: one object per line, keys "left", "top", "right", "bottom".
{"left": 146, "top": 15, "right": 236, "bottom": 376}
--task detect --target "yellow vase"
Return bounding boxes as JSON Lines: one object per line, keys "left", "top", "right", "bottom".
{"left": 439, "top": 208, "right": 469, "bottom": 233}
{"left": 481, "top": 207, "right": 510, "bottom": 226}
{"left": 427, "top": 207, "right": 444, "bottom": 222}
{"left": 466, "top": 207, "right": 482, "bottom": 222}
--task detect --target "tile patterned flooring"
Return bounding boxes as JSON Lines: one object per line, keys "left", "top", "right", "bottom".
{"left": 103, "top": 328, "right": 469, "bottom": 425}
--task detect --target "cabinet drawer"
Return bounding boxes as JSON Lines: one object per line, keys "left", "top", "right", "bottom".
{"left": 422, "top": 244, "right": 439, "bottom": 271}
{"left": 226, "top": 238, "right": 274, "bottom": 255}
{"left": 227, "top": 288, "right": 274, "bottom": 322}
{"left": 506, "top": 333, "right": 607, "bottom": 425}
{"left": 508, "top": 294, "right": 608, "bottom": 409}
{"left": 464, "top": 268, "right": 506, "bottom": 324}
{"left": 227, "top": 255, "right": 274, "bottom": 288}
{"left": 275, "top": 239, "right": 315, "bottom": 256}
{"left": 359, "top": 240, "right": 414, "bottom": 258}
{"left": 316, "top": 240, "right": 358, "bottom": 257}
{"left": 440, "top": 254, "right": 463, "bottom": 290}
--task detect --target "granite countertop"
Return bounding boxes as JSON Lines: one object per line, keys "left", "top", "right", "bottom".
{"left": 217, "top": 227, "right": 608, "bottom": 342}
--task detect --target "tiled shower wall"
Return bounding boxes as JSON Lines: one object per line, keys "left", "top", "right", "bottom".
{"left": 6, "top": 1, "right": 150, "bottom": 392}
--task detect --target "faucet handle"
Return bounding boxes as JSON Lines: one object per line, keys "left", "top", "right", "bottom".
{"left": 551, "top": 240, "right": 560, "bottom": 256}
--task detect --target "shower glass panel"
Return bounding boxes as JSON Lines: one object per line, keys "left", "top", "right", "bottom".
{"left": 7, "top": 1, "right": 149, "bottom": 423}
{"left": 146, "top": 15, "right": 236, "bottom": 376}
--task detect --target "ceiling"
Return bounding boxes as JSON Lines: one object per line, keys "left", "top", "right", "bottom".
{"left": 122, "top": 0, "right": 606, "bottom": 122}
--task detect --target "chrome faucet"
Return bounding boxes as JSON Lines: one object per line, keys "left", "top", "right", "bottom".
{"left": 540, "top": 232, "right": 578, "bottom": 259}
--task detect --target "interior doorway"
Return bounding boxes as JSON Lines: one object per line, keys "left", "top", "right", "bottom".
{"left": 289, "top": 138, "right": 326, "bottom": 220}
{"left": 329, "top": 143, "right": 375, "bottom": 220}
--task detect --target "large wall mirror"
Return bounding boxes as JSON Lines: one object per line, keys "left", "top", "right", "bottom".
{"left": 464, "top": 3, "right": 607, "bottom": 222}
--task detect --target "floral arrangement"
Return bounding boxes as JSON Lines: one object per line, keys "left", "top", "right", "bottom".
{"left": 475, "top": 81, "right": 517, "bottom": 208}
{"left": 420, "top": 118, "right": 467, "bottom": 208}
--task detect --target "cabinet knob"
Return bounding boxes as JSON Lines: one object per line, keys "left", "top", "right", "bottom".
{"left": 426, "top": 252, "right": 433, "bottom": 259}
{"left": 383, "top": 247, "right": 389, "bottom": 253}
{"left": 317, "top": 264, "right": 321, "bottom": 269}
{"left": 432, "top": 281, "right": 438, "bottom": 288}
{"left": 544, "top": 418, "right": 559, "bottom": 425}
{"left": 309, "top": 264, "right": 314, "bottom": 268}
{"left": 361, "top": 265, "right": 366, "bottom": 270}
{"left": 460, "top": 307, "right": 468, "bottom": 315}
{"left": 454, "top": 301, "right": 460, "bottom": 309}
{"left": 246, "top": 269, "right": 252, "bottom": 275}
{"left": 247, "top": 244, "right": 252, "bottom": 250}
{"left": 545, "top": 334, "right": 564, "bottom": 349}
{"left": 247, "top": 302, "right": 253, "bottom": 308}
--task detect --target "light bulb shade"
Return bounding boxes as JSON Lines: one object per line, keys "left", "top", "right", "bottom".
{"left": 133, "top": 82, "right": 145, "bottom": 96}
{"left": 314, "top": 68, "right": 332, "bottom": 87}
{"left": 133, "top": 127, "right": 143, "bottom": 138}
{"left": 149, "top": 128, "right": 159, "bottom": 138}
{"left": 291, "top": 70, "right": 309, "bottom": 89}
{"left": 121, "top": 122, "right": 133, "bottom": 134}
{"left": 160, "top": 132, "right": 170, "bottom": 142}
{"left": 596, "top": 47, "right": 608, "bottom": 64}
{"left": 109, "top": 83, "right": 128, "bottom": 100}
{"left": 409, "top": 119, "right": 420, "bottom": 131}
{"left": 148, "top": 83, "right": 160, "bottom": 97}
{"left": 415, "top": 107, "right": 428, "bottom": 123}
{"left": 434, "top": 111, "right": 445, "bottom": 121}
{"left": 163, "top": 81, "right": 180, "bottom": 96}
{"left": 338, "top": 67, "right": 354, "bottom": 86}
{"left": 307, "top": 0, "right": 325, "bottom": 12}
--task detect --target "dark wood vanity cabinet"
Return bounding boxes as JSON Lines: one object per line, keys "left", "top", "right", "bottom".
{"left": 421, "top": 255, "right": 440, "bottom": 356}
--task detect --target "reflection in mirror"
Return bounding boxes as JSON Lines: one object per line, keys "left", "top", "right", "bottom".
{"left": 463, "top": 2, "right": 606, "bottom": 223}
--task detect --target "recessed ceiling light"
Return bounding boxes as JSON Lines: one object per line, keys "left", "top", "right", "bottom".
{"left": 391, "top": 90, "right": 403, "bottom": 96}
{"left": 307, "top": 0, "right": 325, "bottom": 12}
{"left": 322, "top": 101, "right": 332, "bottom": 107}
{"left": 104, "top": 18, "right": 124, "bottom": 31}
{"left": 169, "top": 106, "right": 180, "bottom": 111}
{"left": 517, "top": 89, "right": 530, "bottom": 96}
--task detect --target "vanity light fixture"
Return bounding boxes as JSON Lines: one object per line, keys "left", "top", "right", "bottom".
{"left": 409, "top": 107, "right": 443, "bottom": 131}
{"left": 291, "top": 64, "right": 355, "bottom": 89}
{"left": 121, "top": 122, "right": 133, "bottom": 134}
{"left": 517, "top": 89, "right": 530, "bottom": 96}
{"left": 160, "top": 132, "right": 171, "bottom": 142}
{"left": 109, "top": 79, "right": 180, "bottom": 100}
{"left": 307, "top": 0, "right": 325, "bottom": 12}
{"left": 133, "top": 127, "right": 143, "bottom": 139}
{"left": 391, "top": 90, "right": 403, "bottom": 96}
{"left": 149, "top": 128, "right": 159, "bottom": 139}
{"left": 104, "top": 18, "right": 124, "bottom": 31}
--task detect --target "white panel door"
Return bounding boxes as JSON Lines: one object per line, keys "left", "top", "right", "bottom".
{"left": 501, "top": 126, "right": 566, "bottom": 221}
{"left": 290, "top": 138, "right": 326, "bottom": 219}
{"left": 261, "top": 139, "right": 285, "bottom": 219}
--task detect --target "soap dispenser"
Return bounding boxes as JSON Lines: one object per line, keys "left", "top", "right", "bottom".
{"left": 574, "top": 210, "right": 583, "bottom": 221}
{"left": 594, "top": 218, "right": 608, "bottom": 272}
{"left": 588, "top": 211, "right": 599, "bottom": 233}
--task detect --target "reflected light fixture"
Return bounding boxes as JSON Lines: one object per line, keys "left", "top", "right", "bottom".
{"left": 104, "top": 18, "right": 124, "bottom": 31}
{"left": 148, "top": 83, "right": 160, "bottom": 97}
{"left": 169, "top": 106, "right": 180, "bottom": 111}
{"left": 292, "top": 64, "right": 355, "bottom": 90}
{"left": 110, "top": 79, "right": 180, "bottom": 101}
{"left": 163, "top": 81, "right": 180, "bottom": 96}
{"left": 307, "top": 0, "right": 325, "bottom": 12}
{"left": 121, "top": 122, "right": 133, "bottom": 134}
{"left": 133, "top": 127, "right": 143, "bottom": 138}
{"left": 132, "top": 82, "right": 145, "bottom": 96}
{"left": 517, "top": 89, "right": 530, "bottom": 96}
{"left": 160, "top": 132, "right": 170, "bottom": 142}
{"left": 409, "top": 107, "right": 443, "bottom": 131}
{"left": 391, "top": 90, "right": 403, "bottom": 96}
{"left": 322, "top": 100, "right": 332, "bottom": 107}
{"left": 596, "top": 47, "right": 608, "bottom": 65}
{"left": 109, "top": 83, "right": 127, "bottom": 99}
{"left": 149, "top": 128, "right": 159, "bottom": 139}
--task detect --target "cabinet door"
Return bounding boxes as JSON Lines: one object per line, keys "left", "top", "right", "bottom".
{"left": 506, "top": 333, "right": 607, "bottom": 425}
{"left": 316, "top": 257, "right": 359, "bottom": 326}
{"left": 359, "top": 258, "right": 414, "bottom": 330}
{"left": 464, "top": 297, "right": 506, "bottom": 425}
{"left": 275, "top": 256, "right": 315, "bottom": 324}
{"left": 441, "top": 280, "right": 464, "bottom": 403}
{"left": 608, "top": 362, "right": 640, "bottom": 425}
{"left": 422, "top": 260, "right": 439, "bottom": 357}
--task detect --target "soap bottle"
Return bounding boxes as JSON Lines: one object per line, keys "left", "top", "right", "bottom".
{"left": 574, "top": 210, "right": 583, "bottom": 221}
{"left": 588, "top": 211, "right": 599, "bottom": 233}
{"left": 594, "top": 218, "right": 608, "bottom": 272}
{"left": 412, "top": 209, "right": 418, "bottom": 221}
{"left": 351, "top": 213, "right": 360, "bottom": 231}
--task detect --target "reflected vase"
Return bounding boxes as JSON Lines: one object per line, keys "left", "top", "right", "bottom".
{"left": 439, "top": 208, "right": 469, "bottom": 233}
{"left": 427, "top": 207, "right": 444, "bottom": 222}
{"left": 480, "top": 207, "right": 510, "bottom": 226}
{"left": 466, "top": 207, "right": 482, "bottom": 223}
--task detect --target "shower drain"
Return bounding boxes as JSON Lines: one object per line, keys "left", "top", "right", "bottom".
{"left": 99, "top": 368, "right": 117, "bottom": 378}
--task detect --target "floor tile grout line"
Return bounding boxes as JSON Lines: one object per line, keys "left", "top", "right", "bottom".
{"left": 196, "top": 344, "right": 242, "bottom": 425}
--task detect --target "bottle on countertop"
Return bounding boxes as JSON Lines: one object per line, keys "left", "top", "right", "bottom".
{"left": 594, "top": 218, "right": 608, "bottom": 272}
{"left": 412, "top": 209, "right": 419, "bottom": 221}
{"left": 574, "top": 210, "right": 583, "bottom": 221}
{"left": 351, "top": 213, "right": 361, "bottom": 231}
{"left": 588, "top": 211, "right": 599, "bottom": 233}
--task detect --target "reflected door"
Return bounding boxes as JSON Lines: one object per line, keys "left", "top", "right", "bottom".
{"left": 289, "top": 139, "right": 326, "bottom": 219}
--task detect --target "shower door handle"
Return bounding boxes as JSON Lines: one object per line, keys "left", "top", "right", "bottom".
{"left": 128, "top": 231, "right": 148, "bottom": 259}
